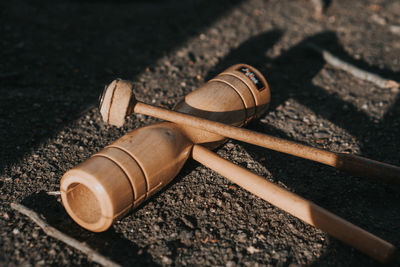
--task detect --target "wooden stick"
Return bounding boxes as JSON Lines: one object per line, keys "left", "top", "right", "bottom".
{"left": 132, "top": 101, "right": 400, "bottom": 184}
{"left": 10, "top": 203, "right": 120, "bottom": 267}
{"left": 306, "top": 43, "right": 399, "bottom": 90}
{"left": 191, "top": 145, "right": 398, "bottom": 263}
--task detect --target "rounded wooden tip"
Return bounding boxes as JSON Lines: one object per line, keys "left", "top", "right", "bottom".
{"left": 99, "top": 79, "right": 136, "bottom": 127}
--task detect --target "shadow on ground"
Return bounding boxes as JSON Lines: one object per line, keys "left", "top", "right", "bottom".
{"left": 4, "top": 2, "right": 400, "bottom": 264}
{"left": 207, "top": 29, "right": 400, "bottom": 264}
{"left": 0, "top": 0, "right": 243, "bottom": 170}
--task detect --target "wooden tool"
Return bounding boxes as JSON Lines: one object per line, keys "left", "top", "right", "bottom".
{"left": 62, "top": 64, "right": 270, "bottom": 232}
{"left": 61, "top": 64, "right": 398, "bottom": 263}
{"left": 100, "top": 80, "right": 400, "bottom": 185}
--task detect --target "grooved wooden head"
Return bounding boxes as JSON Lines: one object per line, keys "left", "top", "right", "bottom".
{"left": 99, "top": 79, "right": 136, "bottom": 127}
{"left": 64, "top": 64, "right": 271, "bottom": 231}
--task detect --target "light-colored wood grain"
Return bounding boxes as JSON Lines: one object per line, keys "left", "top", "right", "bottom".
{"left": 62, "top": 64, "right": 270, "bottom": 232}
{"left": 60, "top": 64, "right": 398, "bottom": 262}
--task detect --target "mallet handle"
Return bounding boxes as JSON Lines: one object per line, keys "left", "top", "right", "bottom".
{"left": 133, "top": 101, "right": 400, "bottom": 184}
{"left": 191, "top": 145, "right": 398, "bottom": 263}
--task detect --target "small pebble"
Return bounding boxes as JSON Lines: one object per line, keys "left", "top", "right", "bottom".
{"left": 161, "top": 256, "right": 172, "bottom": 265}
{"left": 32, "top": 230, "right": 39, "bottom": 239}
{"left": 246, "top": 246, "right": 261, "bottom": 254}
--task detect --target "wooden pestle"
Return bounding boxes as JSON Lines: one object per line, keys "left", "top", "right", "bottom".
{"left": 127, "top": 96, "right": 400, "bottom": 185}
{"left": 60, "top": 64, "right": 398, "bottom": 262}
{"left": 98, "top": 66, "right": 400, "bottom": 184}
{"left": 61, "top": 64, "right": 270, "bottom": 232}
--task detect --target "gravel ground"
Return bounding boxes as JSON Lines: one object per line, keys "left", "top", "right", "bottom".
{"left": 1, "top": 0, "right": 400, "bottom": 266}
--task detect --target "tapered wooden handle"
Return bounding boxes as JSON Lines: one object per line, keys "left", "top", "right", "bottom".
{"left": 337, "top": 153, "right": 400, "bottom": 184}
{"left": 133, "top": 101, "right": 400, "bottom": 184}
{"left": 191, "top": 145, "right": 398, "bottom": 263}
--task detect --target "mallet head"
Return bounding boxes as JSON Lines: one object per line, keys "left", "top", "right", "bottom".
{"left": 99, "top": 79, "right": 136, "bottom": 127}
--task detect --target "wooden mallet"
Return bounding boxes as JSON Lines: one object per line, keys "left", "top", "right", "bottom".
{"left": 61, "top": 64, "right": 398, "bottom": 263}
{"left": 99, "top": 77, "right": 400, "bottom": 185}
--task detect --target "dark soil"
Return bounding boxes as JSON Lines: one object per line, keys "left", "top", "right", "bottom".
{"left": 1, "top": 0, "right": 400, "bottom": 266}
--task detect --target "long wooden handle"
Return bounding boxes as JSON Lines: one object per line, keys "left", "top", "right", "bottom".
{"left": 133, "top": 101, "right": 400, "bottom": 184}
{"left": 191, "top": 145, "right": 398, "bottom": 263}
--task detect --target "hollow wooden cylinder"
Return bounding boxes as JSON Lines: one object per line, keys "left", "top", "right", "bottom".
{"left": 60, "top": 64, "right": 270, "bottom": 232}
{"left": 60, "top": 123, "right": 192, "bottom": 232}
